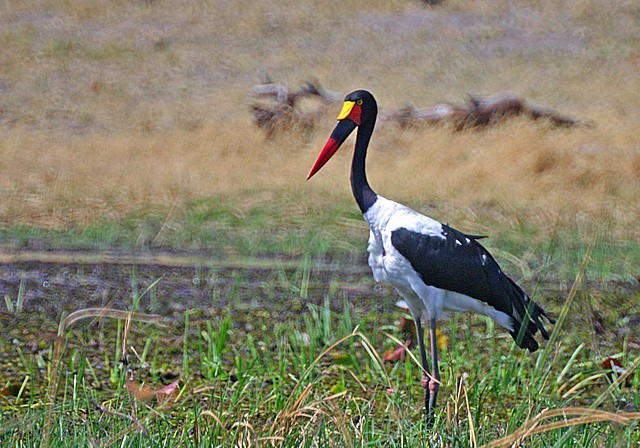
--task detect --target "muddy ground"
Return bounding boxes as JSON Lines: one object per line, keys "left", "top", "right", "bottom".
{"left": 0, "top": 252, "right": 391, "bottom": 392}
{"left": 1, "top": 251, "right": 638, "bottom": 399}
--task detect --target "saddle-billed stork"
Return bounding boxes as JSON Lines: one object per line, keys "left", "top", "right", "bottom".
{"left": 307, "top": 90, "right": 554, "bottom": 423}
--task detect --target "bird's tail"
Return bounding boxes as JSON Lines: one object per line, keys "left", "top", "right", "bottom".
{"left": 508, "top": 278, "right": 555, "bottom": 352}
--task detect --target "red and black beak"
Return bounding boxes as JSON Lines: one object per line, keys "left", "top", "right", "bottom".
{"left": 307, "top": 100, "right": 361, "bottom": 179}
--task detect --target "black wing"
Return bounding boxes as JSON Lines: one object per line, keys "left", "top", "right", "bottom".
{"left": 391, "top": 224, "right": 553, "bottom": 352}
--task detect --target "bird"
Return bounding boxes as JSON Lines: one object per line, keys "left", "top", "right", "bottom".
{"left": 307, "top": 90, "right": 555, "bottom": 424}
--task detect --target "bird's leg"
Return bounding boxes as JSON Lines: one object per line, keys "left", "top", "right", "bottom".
{"left": 414, "top": 318, "right": 432, "bottom": 424}
{"left": 428, "top": 318, "right": 441, "bottom": 419}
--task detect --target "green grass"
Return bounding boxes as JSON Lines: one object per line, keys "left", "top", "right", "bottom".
{"left": 1, "top": 248, "right": 639, "bottom": 447}
{"left": 2, "top": 190, "right": 638, "bottom": 284}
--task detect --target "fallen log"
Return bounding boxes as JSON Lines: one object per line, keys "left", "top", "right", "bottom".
{"left": 249, "top": 82, "right": 590, "bottom": 136}
{"left": 380, "top": 92, "right": 589, "bottom": 130}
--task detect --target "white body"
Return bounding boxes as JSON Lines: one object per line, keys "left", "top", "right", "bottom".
{"left": 363, "top": 196, "right": 514, "bottom": 331}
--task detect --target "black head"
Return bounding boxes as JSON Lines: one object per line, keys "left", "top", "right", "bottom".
{"left": 342, "top": 90, "right": 378, "bottom": 126}
{"left": 307, "top": 89, "right": 378, "bottom": 179}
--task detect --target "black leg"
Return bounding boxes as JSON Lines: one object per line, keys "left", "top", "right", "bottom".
{"left": 414, "top": 318, "right": 433, "bottom": 425}
{"left": 428, "top": 318, "right": 441, "bottom": 419}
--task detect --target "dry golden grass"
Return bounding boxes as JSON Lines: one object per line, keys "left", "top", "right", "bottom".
{"left": 0, "top": 0, "right": 639, "bottom": 237}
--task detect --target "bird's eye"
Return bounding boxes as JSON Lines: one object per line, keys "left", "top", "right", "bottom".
{"left": 357, "top": 99, "right": 363, "bottom": 105}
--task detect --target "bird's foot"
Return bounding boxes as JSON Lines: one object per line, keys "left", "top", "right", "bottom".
{"left": 429, "top": 378, "right": 438, "bottom": 394}
{"left": 421, "top": 375, "right": 438, "bottom": 393}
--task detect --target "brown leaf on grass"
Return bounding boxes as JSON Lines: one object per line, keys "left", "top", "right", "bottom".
{"left": 154, "top": 380, "right": 180, "bottom": 403}
{"left": 601, "top": 357, "right": 631, "bottom": 387}
{"left": 0, "top": 384, "right": 22, "bottom": 397}
{"left": 126, "top": 379, "right": 180, "bottom": 403}
{"left": 384, "top": 344, "right": 409, "bottom": 363}
{"left": 125, "top": 380, "right": 156, "bottom": 402}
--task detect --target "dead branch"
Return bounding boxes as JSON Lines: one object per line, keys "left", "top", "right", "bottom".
{"left": 92, "top": 399, "right": 148, "bottom": 435}
{"left": 380, "top": 93, "right": 589, "bottom": 130}
{"left": 249, "top": 85, "right": 589, "bottom": 137}
{"left": 248, "top": 79, "right": 341, "bottom": 137}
